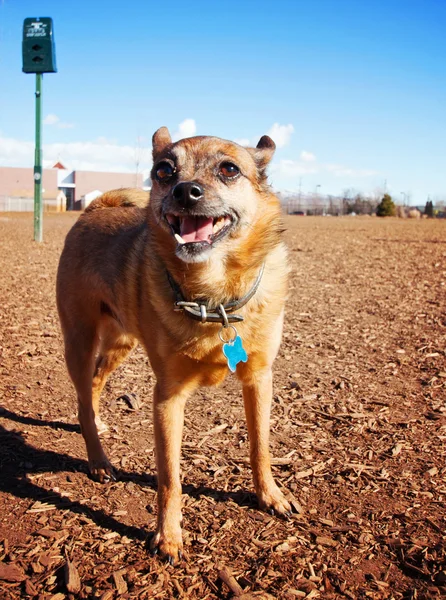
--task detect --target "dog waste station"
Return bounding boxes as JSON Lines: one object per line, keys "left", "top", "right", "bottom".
{"left": 22, "top": 17, "right": 57, "bottom": 242}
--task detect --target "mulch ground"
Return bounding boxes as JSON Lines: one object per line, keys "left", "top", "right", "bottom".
{"left": 0, "top": 213, "right": 445, "bottom": 600}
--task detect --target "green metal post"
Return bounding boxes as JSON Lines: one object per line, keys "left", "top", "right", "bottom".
{"left": 34, "top": 73, "right": 43, "bottom": 242}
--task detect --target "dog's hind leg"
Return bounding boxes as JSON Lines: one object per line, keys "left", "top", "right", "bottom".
{"left": 63, "top": 320, "right": 115, "bottom": 483}
{"left": 92, "top": 319, "right": 137, "bottom": 434}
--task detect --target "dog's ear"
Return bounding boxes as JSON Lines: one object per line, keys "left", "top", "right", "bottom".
{"left": 152, "top": 127, "right": 172, "bottom": 158}
{"left": 248, "top": 135, "right": 276, "bottom": 171}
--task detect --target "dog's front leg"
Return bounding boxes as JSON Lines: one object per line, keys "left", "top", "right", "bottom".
{"left": 242, "top": 368, "right": 292, "bottom": 517}
{"left": 150, "top": 380, "right": 192, "bottom": 564}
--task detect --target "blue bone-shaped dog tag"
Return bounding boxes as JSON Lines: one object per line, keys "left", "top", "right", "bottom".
{"left": 223, "top": 335, "right": 248, "bottom": 373}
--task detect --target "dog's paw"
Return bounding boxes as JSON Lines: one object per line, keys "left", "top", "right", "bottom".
{"left": 89, "top": 459, "right": 116, "bottom": 484}
{"left": 258, "top": 485, "right": 292, "bottom": 518}
{"left": 149, "top": 529, "right": 183, "bottom": 566}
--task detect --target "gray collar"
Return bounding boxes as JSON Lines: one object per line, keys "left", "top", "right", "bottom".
{"left": 167, "top": 263, "right": 265, "bottom": 324}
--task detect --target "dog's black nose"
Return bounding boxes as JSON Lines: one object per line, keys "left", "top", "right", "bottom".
{"left": 172, "top": 182, "right": 204, "bottom": 207}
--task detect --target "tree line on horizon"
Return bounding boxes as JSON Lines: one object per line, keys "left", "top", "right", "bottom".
{"left": 376, "top": 195, "right": 442, "bottom": 217}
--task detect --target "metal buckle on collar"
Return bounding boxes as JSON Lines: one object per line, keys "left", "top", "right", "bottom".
{"left": 173, "top": 300, "right": 244, "bottom": 323}
{"left": 169, "top": 263, "right": 265, "bottom": 326}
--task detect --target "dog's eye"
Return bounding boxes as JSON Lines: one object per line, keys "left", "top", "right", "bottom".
{"left": 155, "top": 162, "right": 175, "bottom": 181}
{"left": 220, "top": 162, "right": 240, "bottom": 178}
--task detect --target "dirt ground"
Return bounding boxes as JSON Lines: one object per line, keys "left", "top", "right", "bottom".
{"left": 0, "top": 213, "right": 445, "bottom": 600}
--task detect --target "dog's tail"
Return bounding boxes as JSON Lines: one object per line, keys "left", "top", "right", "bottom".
{"left": 84, "top": 188, "right": 149, "bottom": 212}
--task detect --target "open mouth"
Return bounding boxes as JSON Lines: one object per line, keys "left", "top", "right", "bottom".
{"left": 165, "top": 214, "right": 234, "bottom": 246}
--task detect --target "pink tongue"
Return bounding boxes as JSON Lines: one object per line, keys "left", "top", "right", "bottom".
{"left": 180, "top": 216, "right": 214, "bottom": 243}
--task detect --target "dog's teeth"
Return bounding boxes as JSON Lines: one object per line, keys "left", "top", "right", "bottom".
{"left": 213, "top": 218, "right": 225, "bottom": 233}
{"left": 174, "top": 233, "right": 185, "bottom": 245}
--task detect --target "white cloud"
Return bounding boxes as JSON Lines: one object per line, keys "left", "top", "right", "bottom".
{"left": 234, "top": 138, "right": 251, "bottom": 147}
{"left": 0, "top": 128, "right": 377, "bottom": 186}
{"left": 272, "top": 158, "right": 377, "bottom": 180}
{"left": 0, "top": 134, "right": 150, "bottom": 173}
{"left": 326, "top": 163, "right": 378, "bottom": 177}
{"left": 266, "top": 123, "right": 294, "bottom": 148}
{"left": 173, "top": 118, "right": 197, "bottom": 141}
{"left": 272, "top": 159, "right": 318, "bottom": 177}
{"left": 300, "top": 150, "right": 316, "bottom": 162}
{"left": 43, "top": 113, "right": 74, "bottom": 129}
{"left": 96, "top": 136, "right": 118, "bottom": 146}
{"left": 234, "top": 123, "right": 295, "bottom": 149}
{"left": 0, "top": 135, "right": 34, "bottom": 166}
{"left": 43, "top": 114, "right": 59, "bottom": 125}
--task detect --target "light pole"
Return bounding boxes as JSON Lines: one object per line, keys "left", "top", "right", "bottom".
{"left": 314, "top": 184, "right": 321, "bottom": 215}
{"left": 400, "top": 192, "right": 407, "bottom": 206}
{"left": 298, "top": 177, "right": 302, "bottom": 212}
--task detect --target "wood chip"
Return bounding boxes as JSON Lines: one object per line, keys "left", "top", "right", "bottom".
{"left": 0, "top": 563, "right": 26, "bottom": 582}
{"left": 65, "top": 560, "right": 81, "bottom": 594}
{"left": 288, "top": 493, "right": 304, "bottom": 514}
{"left": 172, "top": 578, "right": 185, "bottom": 597}
{"left": 316, "top": 536, "right": 339, "bottom": 547}
{"left": 114, "top": 393, "right": 141, "bottom": 410}
{"left": 36, "top": 527, "right": 62, "bottom": 539}
{"left": 113, "top": 569, "right": 128, "bottom": 594}
{"left": 27, "top": 502, "right": 57, "bottom": 513}
{"left": 239, "top": 595, "right": 275, "bottom": 600}
{"left": 391, "top": 443, "right": 403, "bottom": 456}
{"left": 25, "top": 579, "right": 38, "bottom": 596}
{"left": 275, "top": 541, "right": 291, "bottom": 552}
{"left": 295, "top": 468, "right": 314, "bottom": 480}
{"left": 218, "top": 565, "right": 244, "bottom": 596}
{"left": 311, "top": 409, "right": 349, "bottom": 423}
{"left": 200, "top": 423, "right": 229, "bottom": 436}
{"left": 270, "top": 457, "right": 294, "bottom": 465}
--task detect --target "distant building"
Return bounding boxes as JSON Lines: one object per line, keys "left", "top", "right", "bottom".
{"left": 0, "top": 164, "right": 145, "bottom": 211}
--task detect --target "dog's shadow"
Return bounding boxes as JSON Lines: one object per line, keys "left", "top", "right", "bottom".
{"left": 0, "top": 407, "right": 258, "bottom": 542}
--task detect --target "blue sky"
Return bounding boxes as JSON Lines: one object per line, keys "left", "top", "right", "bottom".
{"left": 1, "top": 0, "right": 445, "bottom": 204}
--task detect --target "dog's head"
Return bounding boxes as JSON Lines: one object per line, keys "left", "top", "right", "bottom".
{"left": 149, "top": 127, "right": 280, "bottom": 265}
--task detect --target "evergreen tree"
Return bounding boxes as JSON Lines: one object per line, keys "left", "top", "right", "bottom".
{"left": 424, "top": 200, "right": 434, "bottom": 218}
{"left": 376, "top": 194, "right": 396, "bottom": 217}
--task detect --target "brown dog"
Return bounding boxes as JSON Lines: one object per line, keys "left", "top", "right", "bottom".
{"left": 56, "top": 127, "right": 291, "bottom": 563}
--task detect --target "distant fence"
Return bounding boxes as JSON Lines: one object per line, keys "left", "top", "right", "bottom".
{"left": 279, "top": 193, "right": 357, "bottom": 216}
{"left": 279, "top": 192, "right": 446, "bottom": 217}
{"left": 0, "top": 196, "right": 61, "bottom": 212}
